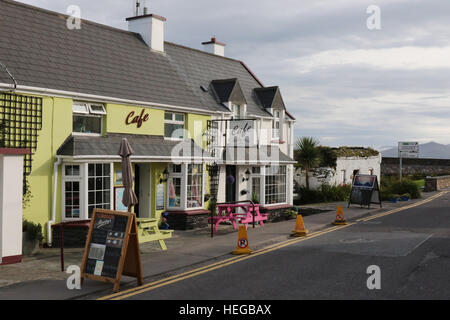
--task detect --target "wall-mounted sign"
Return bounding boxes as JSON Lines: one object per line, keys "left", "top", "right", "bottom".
{"left": 126, "top": 109, "right": 150, "bottom": 128}
{"left": 227, "top": 120, "right": 254, "bottom": 146}
{"left": 156, "top": 184, "right": 165, "bottom": 210}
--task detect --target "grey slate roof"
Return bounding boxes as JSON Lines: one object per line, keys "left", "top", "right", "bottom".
{"left": 210, "top": 79, "right": 246, "bottom": 105}
{"left": 254, "top": 87, "right": 286, "bottom": 111}
{"left": 57, "top": 133, "right": 211, "bottom": 160}
{"left": 0, "top": 0, "right": 291, "bottom": 118}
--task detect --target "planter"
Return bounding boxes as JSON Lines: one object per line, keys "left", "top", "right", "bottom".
{"left": 400, "top": 196, "right": 410, "bottom": 201}
{"left": 389, "top": 198, "right": 398, "bottom": 203}
{"left": 22, "top": 232, "right": 40, "bottom": 255}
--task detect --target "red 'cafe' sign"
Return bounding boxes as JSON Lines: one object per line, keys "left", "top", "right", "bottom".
{"left": 126, "top": 109, "right": 149, "bottom": 128}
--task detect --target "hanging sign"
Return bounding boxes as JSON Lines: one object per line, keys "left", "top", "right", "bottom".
{"left": 348, "top": 175, "right": 382, "bottom": 209}
{"left": 80, "top": 209, "right": 143, "bottom": 293}
{"left": 227, "top": 120, "right": 255, "bottom": 146}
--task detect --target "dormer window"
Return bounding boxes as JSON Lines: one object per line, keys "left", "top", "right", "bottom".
{"left": 73, "top": 102, "right": 106, "bottom": 135}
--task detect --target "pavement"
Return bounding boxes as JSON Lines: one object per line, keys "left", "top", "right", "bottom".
{"left": 0, "top": 192, "right": 441, "bottom": 300}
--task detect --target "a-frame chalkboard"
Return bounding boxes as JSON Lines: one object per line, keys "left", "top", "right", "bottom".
{"left": 348, "top": 174, "right": 382, "bottom": 209}
{"left": 80, "top": 209, "right": 143, "bottom": 293}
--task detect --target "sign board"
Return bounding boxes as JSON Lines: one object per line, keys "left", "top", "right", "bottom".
{"left": 227, "top": 120, "right": 255, "bottom": 147}
{"left": 156, "top": 183, "right": 165, "bottom": 210}
{"left": 398, "top": 142, "right": 419, "bottom": 158}
{"left": 348, "top": 175, "right": 382, "bottom": 209}
{"left": 80, "top": 209, "right": 143, "bottom": 293}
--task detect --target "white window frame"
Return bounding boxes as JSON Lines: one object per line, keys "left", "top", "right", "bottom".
{"left": 263, "top": 165, "right": 287, "bottom": 206}
{"left": 61, "top": 162, "right": 113, "bottom": 221}
{"left": 167, "top": 164, "right": 183, "bottom": 210}
{"left": 72, "top": 101, "right": 106, "bottom": 136}
{"left": 164, "top": 112, "right": 185, "bottom": 140}
{"left": 231, "top": 104, "right": 241, "bottom": 120}
{"left": 272, "top": 110, "right": 281, "bottom": 140}
{"left": 186, "top": 163, "right": 204, "bottom": 209}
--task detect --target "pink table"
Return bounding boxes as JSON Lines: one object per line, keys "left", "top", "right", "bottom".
{"left": 208, "top": 203, "right": 268, "bottom": 234}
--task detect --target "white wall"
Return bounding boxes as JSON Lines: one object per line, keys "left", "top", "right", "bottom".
{"left": 0, "top": 154, "right": 24, "bottom": 262}
{"left": 294, "top": 155, "right": 382, "bottom": 190}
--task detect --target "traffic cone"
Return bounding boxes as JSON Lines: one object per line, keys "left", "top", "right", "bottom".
{"left": 333, "top": 206, "right": 347, "bottom": 225}
{"left": 232, "top": 226, "right": 253, "bottom": 255}
{"left": 292, "top": 214, "right": 308, "bottom": 237}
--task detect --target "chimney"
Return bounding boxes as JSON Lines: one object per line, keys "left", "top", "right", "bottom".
{"left": 202, "top": 37, "right": 226, "bottom": 57}
{"left": 126, "top": 10, "right": 166, "bottom": 53}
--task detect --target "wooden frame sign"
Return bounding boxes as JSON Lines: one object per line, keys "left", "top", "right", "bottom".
{"left": 348, "top": 174, "right": 382, "bottom": 209}
{"left": 80, "top": 209, "right": 143, "bottom": 293}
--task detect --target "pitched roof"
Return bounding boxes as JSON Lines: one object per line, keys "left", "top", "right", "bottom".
{"left": 211, "top": 78, "right": 246, "bottom": 105}
{"left": 0, "top": 0, "right": 292, "bottom": 119}
{"left": 254, "top": 86, "right": 286, "bottom": 111}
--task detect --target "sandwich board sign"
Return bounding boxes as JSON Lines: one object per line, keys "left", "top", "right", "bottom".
{"left": 80, "top": 209, "right": 143, "bottom": 293}
{"left": 348, "top": 174, "right": 382, "bottom": 209}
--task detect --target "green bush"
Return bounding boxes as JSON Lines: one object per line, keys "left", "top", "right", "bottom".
{"left": 294, "top": 184, "right": 352, "bottom": 205}
{"left": 22, "top": 219, "right": 43, "bottom": 242}
{"left": 380, "top": 178, "right": 421, "bottom": 200}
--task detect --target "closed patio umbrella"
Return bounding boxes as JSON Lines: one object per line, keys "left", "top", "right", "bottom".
{"left": 118, "top": 138, "right": 138, "bottom": 212}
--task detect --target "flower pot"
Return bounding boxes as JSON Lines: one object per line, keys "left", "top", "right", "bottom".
{"left": 389, "top": 198, "right": 398, "bottom": 203}
{"left": 400, "top": 197, "right": 410, "bottom": 201}
{"left": 22, "top": 232, "right": 40, "bottom": 256}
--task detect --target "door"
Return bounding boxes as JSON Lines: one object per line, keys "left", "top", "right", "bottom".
{"left": 226, "top": 166, "right": 236, "bottom": 203}
{"left": 135, "top": 164, "right": 152, "bottom": 218}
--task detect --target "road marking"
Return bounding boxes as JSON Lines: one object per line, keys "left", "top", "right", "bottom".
{"left": 99, "top": 191, "right": 447, "bottom": 300}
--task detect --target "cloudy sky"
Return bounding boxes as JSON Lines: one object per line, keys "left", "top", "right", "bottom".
{"left": 17, "top": 0, "right": 450, "bottom": 149}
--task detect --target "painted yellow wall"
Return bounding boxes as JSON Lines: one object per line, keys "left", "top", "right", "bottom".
{"left": 22, "top": 96, "right": 72, "bottom": 239}
{"left": 186, "top": 114, "right": 209, "bottom": 148}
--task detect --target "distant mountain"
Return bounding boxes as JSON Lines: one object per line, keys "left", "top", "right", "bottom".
{"left": 382, "top": 142, "right": 450, "bottom": 159}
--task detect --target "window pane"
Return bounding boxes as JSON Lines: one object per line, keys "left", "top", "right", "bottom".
{"left": 165, "top": 123, "right": 184, "bottom": 139}
{"left": 265, "top": 165, "right": 287, "bottom": 205}
{"left": 168, "top": 178, "right": 181, "bottom": 208}
{"left": 175, "top": 113, "right": 184, "bottom": 122}
{"left": 73, "top": 103, "right": 88, "bottom": 114}
{"left": 73, "top": 115, "right": 102, "bottom": 134}
{"left": 164, "top": 112, "right": 173, "bottom": 120}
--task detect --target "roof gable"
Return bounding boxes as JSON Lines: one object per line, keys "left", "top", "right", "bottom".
{"left": 211, "top": 79, "right": 247, "bottom": 105}
{"left": 254, "top": 86, "right": 286, "bottom": 111}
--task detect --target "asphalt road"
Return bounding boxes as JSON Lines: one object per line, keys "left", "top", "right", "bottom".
{"left": 101, "top": 193, "right": 450, "bottom": 300}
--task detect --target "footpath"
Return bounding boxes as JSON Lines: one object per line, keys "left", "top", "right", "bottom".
{"left": 0, "top": 191, "right": 442, "bottom": 300}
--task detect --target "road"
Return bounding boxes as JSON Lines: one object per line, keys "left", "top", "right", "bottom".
{"left": 98, "top": 193, "right": 450, "bottom": 300}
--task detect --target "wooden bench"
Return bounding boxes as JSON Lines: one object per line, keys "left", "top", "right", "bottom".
{"left": 136, "top": 218, "right": 174, "bottom": 251}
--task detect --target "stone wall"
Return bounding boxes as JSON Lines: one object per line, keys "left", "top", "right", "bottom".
{"left": 166, "top": 211, "right": 210, "bottom": 230}
{"left": 425, "top": 176, "right": 450, "bottom": 192}
{"left": 382, "top": 157, "right": 450, "bottom": 176}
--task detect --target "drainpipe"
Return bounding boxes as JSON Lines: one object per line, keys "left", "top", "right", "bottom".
{"left": 48, "top": 156, "right": 62, "bottom": 246}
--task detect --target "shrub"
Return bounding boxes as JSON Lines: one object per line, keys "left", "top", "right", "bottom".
{"left": 22, "top": 219, "right": 43, "bottom": 242}
{"left": 294, "top": 184, "right": 352, "bottom": 205}
{"left": 380, "top": 178, "right": 421, "bottom": 200}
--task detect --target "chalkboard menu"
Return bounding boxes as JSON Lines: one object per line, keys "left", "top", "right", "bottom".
{"left": 348, "top": 175, "right": 382, "bottom": 209}
{"left": 80, "top": 209, "right": 143, "bottom": 293}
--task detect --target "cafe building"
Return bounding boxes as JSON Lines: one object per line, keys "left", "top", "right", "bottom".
{"left": 0, "top": 0, "right": 296, "bottom": 245}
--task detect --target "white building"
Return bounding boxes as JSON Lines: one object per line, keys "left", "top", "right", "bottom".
{"left": 294, "top": 148, "right": 381, "bottom": 190}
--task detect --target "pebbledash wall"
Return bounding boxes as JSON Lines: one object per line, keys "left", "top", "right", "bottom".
{"left": 20, "top": 94, "right": 210, "bottom": 244}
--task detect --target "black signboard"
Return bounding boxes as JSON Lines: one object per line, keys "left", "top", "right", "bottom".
{"left": 81, "top": 209, "right": 143, "bottom": 293}
{"left": 348, "top": 174, "right": 382, "bottom": 209}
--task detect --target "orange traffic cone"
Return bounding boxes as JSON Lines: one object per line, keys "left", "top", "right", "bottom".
{"left": 292, "top": 214, "right": 308, "bottom": 237}
{"left": 232, "top": 226, "right": 253, "bottom": 255}
{"left": 333, "top": 206, "right": 347, "bottom": 225}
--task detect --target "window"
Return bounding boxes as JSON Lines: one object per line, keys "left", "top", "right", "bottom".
{"left": 369, "top": 169, "right": 374, "bottom": 176}
{"left": 272, "top": 110, "right": 281, "bottom": 139}
{"left": 164, "top": 112, "right": 185, "bottom": 139}
{"left": 73, "top": 102, "right": 105, "bottom": 135}
{"left": 341, "top": 170, "right": 346, "bottom": 184}
{"left": 251, "top": 177, "right": 261, "bottom": 203}
{"left": 265, "top": 166, "right": 287, "bottom": 205}
{"left": 168, "top": 164, "right": 182, "bottom": 208}
{"left": 231, "top": 104, "right": 241, "bottom": 119}
{"left": 64, "top": 165, "right": 81, "bottom": 219}
{"left": 88, "top": 163, "right": 111, "bottom": 218}
{"left": 187, "top": 164, "right": 203, "bottom": 208}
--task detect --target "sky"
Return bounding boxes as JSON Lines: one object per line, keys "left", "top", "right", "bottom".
{"left": 16, "top": 0, "right": 450, "bottom": 149}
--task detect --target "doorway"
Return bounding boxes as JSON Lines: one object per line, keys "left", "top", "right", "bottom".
{"left": 226, "top": 165, "right": 236, "bottom": 203}
{"left": 134, "top": 163, "right": 152, "bottom": 218}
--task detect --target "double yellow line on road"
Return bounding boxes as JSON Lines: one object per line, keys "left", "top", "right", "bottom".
{"left": 98, "top": 191, "right": 447, "bottom": 300}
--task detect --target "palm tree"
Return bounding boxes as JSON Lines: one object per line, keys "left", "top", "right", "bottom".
{"left": 295, "top": 137, "right": 321, "bottom": 190}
